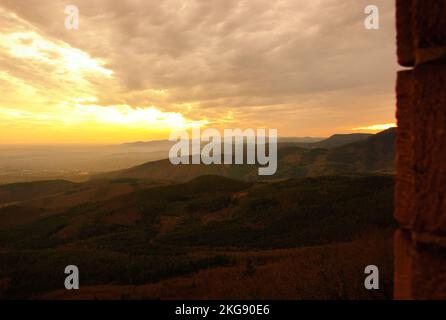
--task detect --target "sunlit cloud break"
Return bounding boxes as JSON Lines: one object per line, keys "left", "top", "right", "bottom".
{"left": 0, "top": 1, "right": 397, "bottom": 142}
{"left": 353, "top": 123, "right": 396, "bottom": 131}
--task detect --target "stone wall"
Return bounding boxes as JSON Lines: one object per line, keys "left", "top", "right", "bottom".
{"left": 395, "top": 0, "right": 446, "bottom": 299}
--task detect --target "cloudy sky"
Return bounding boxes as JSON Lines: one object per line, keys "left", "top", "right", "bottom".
{"left": 0, "top": 0, "right": 397, "bottom": 144}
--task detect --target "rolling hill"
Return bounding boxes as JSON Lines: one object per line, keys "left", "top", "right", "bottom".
{"left": 310, "top": 133, "right": 373, "bottom": 149}
{"left": 0, "top": 129, "right": 396, "bottom": 299}
{"left": 94, "top": 128, "right": 395, "bottom": 182}
{"left": 0, "top": 180, "right": 78, "bottom": 206}
{"left": 0, "top": 174, "right": 395, "bottom": 299}
{"left": 0, "top": 129, "right": 395, "bottom": 229}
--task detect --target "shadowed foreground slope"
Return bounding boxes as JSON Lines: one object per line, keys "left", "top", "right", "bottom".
{"left": 0, "top": 175, "right": 395, "bottom": 299}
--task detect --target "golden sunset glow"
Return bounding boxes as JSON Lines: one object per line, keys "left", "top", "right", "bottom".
{"left": 0, "top": 1, "right": 397, "bottom": 144}
{"left": 0, "top": 102, "right": 208, "bottom": 144}
{"left": 353, "top": 123, "right": 396, "bottom": 132}
{"left": 0, "top": 7, "right": 210, "bottom": 144}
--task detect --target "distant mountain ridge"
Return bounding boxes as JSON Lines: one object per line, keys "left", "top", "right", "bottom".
{"left": 310, "top": 133, "right": 373, "bottom": 149}
{"left": 0, "top": 132, "right": 396, "bottom": 299}
{"left": 122, "top": 136, "right": 327, "bottom": 147}
{"left": 94, "top": 128, "right": 396, "bottom": 182}
{"left": 121, "top": 133, "right": 372, "bottom": 150}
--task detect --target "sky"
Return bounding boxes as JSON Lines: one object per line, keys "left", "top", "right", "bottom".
{"left": 0, "top": 0, "right": 398, "bottom": 144}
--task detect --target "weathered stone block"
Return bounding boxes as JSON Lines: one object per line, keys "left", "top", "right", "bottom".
{"left": 412, "top": 241, "right": 446, "bottom": 299}
{"left": 394, "top": 0, "right": 446, "bottom": 301}
{"left": 396, "top": 0, "right": 415, "bottom": 66}
{"left": 413, "top": 0, "right": 446, "bottom": 64}
{"left": 411, "top": 63, "right": 446, "bottom": 235}
{"left": 395, "top": 70, "right": 415, "bottom": 226}
{"left": 394, "top": 229, "right": 414, "bottom": 299}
